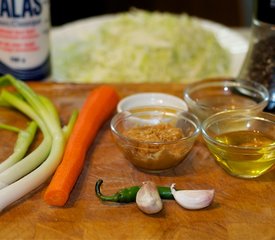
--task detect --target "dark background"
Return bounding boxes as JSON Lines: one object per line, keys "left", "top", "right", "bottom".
{"left": 50, "top": 0, "right": 253, "bottom": 27}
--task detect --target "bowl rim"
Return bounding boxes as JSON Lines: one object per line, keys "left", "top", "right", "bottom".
{"left": 201, "top": 110, "right": 275, "bottom": 150}
{"left": 183, "top": 78, "right": 269, "bottom": 111}
{"left": 111, "top": 106, "right": 201, "bottom": 145}
{"left": 117, "top": 92, "right": 188, "bottom": 113}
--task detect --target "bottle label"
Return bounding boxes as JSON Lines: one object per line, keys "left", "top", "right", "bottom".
{"left": 0, "top": 0, "right": 51, "bottom": 80}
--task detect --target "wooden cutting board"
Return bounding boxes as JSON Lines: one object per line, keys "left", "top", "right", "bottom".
{"left": 0, "top": 82, "right": 274, "bottom": 240}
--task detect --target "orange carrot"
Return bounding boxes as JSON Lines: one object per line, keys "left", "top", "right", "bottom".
{"left": 43, "top": 85, "right": 120, "bottom": 206}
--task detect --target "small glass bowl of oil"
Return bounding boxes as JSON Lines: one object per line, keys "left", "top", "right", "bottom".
{"left": 184, "top": 78, "right": 269, "bottom": 122}
{"left": 201, "top": 110, "right": 275, "bottom": 178}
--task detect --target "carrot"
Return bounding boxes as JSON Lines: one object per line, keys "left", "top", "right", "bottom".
{"left": 43, "top": 85, "right": 120, "bottom": 206}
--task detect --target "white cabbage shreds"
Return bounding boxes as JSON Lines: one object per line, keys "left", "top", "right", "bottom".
{"left": 52, "top": 10, "right": 230, "bottom": 83}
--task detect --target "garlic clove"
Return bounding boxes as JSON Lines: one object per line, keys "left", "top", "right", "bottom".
{"left": 136, "top": 181, "right": 163, "bottom": 214}
{"left": 170, "top": 183, "right": 215, "bottom": 210}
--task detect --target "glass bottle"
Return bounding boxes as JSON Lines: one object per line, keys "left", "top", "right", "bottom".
{"left": 0, "top": 0, "right": 51, "bottom": 81}
{"left": 238, "top": 0, "right": 275, "bottom": 112}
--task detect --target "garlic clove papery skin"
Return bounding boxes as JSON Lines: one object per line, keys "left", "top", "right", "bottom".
{"left": 136, "top": 181, "right": 163, "bottom": 214}
{"left": 170, "top": 183, "right": 215, "bottom": 210}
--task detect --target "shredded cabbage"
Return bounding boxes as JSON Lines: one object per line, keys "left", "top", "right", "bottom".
{"left": 52, "top": 10, "right": 230, "bottom": 83}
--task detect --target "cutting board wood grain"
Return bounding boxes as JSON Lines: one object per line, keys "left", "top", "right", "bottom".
{"left": 0, "top": 82, "right": 274, "bottom": 240}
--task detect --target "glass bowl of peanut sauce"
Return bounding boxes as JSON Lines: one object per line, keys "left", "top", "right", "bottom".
{"left": 110, "top": 106, "right": 200, "bottom": 172}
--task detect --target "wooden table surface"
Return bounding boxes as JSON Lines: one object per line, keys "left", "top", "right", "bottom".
{"left": 0, "top": 82, "right": 274, "bottom": 240}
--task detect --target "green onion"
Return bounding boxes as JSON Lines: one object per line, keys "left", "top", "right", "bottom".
{"left": 0, "top": 121, "right": 38, "bottom": 174}
{"left": 0, "top": 90, "right": 52, "bottom": 189}
{"left": 0, "top": 74, "right": 73, "bottom": 211}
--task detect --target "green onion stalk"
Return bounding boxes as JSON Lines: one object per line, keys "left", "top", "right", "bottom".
{"left": 0, "top": 74, "right": 77, "bottom": 212}
{"left": 0, "top": 121, "right": 38, "bottom": 174}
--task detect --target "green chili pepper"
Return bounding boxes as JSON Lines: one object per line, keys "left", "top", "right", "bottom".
{"left": 95, "top": 179, "right": 174, "bottom": 203}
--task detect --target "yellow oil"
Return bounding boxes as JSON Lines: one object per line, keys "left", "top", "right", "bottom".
{"left": 207, "top": 130, "right": 275, "bottom": 178}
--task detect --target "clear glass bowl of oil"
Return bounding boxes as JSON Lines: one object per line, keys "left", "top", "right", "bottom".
{"left": 183, "top": 78, "right": 269, "bottom": 122}
{"left": 201, "top": 110, "right": 275, "bottom": 178}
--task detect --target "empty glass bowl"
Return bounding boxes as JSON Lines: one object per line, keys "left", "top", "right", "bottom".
{"left": 201, "top": 110, "right": 275, "bottom": 178}
{"left": 184, "top": 78, "right": 269, "bottom": 121}
{"left": 110, "top": 106, "right": 200, "bottom": 172}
